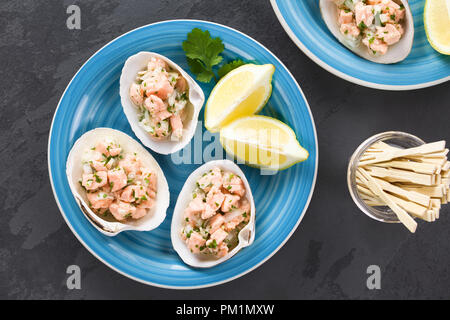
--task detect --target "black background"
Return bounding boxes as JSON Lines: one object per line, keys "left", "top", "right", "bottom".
{"left": 0, "top": 0, "right": 449, "bottom": 299}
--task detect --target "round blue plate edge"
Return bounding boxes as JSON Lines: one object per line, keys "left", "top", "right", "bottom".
{"left": 48, "top": 19, "right": 319, "bottom": 289}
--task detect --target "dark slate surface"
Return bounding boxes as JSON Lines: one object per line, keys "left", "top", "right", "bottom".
{"left": 0, "top": 0, "right": 449, "bottom": 299}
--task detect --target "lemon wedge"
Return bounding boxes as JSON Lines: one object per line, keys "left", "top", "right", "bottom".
{"left": 424, "top": 0, "right": 450, "bottom": 55}
{"left": 219, "top": 115, "right": 309, "bottom": 171}
{"left": 205, "top": 64, "right": 275, "bottom": 133}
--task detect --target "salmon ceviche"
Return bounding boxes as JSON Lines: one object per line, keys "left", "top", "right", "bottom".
{"left": 331, "top": 0, "right": 406, "bottom": 55}
{"left": 129, "top": 57, "right": 188, "bottom": 141}
{"left": 181, "top": 167, "right": 251, "bottom": 258}
{"left": 79, "top": 139, "right": 157, "bottom": 221}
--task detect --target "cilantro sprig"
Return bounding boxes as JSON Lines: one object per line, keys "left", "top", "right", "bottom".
{"left": 217, "top": 59, "right": 246, "bottom": 79}
{"left": 182, "top": 28, "right": 247, "bottom": 83}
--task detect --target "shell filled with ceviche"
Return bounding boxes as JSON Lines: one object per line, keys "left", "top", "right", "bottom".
{"left": 320, "top": 0, "right": 414, "bottom": 63}
{"left": 120, "top": 52, "right": 205, "bottom": 155}
{"left": 171, "top": 160, "right": 255, "bottom": 268}
{"left": 66, "top": 128, "right": 170, "bottom": 236}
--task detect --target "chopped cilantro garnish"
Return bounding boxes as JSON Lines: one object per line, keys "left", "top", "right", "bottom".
{"left": 358, "top": 21, "right": 367, "bottom": 31}
{"left": 94, "top": 174, "right": 102, "bottom": 183}
{"left": 208, "top": 239, "right": 217, "bottom": 249}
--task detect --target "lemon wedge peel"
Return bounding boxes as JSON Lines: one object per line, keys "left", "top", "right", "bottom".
{"left": 205, "top": 64, "right": 275, "bottom": 133}
{"left": 424, "top": 0, "right": 450, "bottom": 55}
{"left": 219, "top": 115, "right": 309, "bottom": 171}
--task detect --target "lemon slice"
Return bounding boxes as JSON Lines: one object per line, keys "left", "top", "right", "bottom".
{"left": 205, "top": 64, "right": 275, "bottom": 133}
{"left": 219, "top": 115, "right": 309, "bottom": 171}
{"left": 424, "top": 0, "right": 450, "bottom": 55}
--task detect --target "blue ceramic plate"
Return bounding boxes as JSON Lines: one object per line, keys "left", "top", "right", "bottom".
{"left": 48, "top": 20, "right": 318, "bottom": 289}
{"left": 271, "top": 0, "right": 450, "bottom": 90}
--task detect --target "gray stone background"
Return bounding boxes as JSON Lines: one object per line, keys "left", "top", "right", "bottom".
{"left": 1, "top": 0, "right": 449, "bottom": 299}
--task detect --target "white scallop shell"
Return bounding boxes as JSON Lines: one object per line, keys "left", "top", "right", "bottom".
{"left": 119, "top": 52, "right": 205, "bottom": 155}
{"left": 66, "top": 128, "right": 170, "bottom": 236}
{"left": 171, "top": 160, "right": 256, "bottom": 268}
{"left": 320, "top": 0, "right": 414, "bottom": 64}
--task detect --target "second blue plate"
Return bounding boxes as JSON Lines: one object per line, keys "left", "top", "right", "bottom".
{"left": 271, "top": 0, "right": 450, "bottom": 90}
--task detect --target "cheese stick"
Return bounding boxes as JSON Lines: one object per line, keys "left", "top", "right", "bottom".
{"left": 373, "top": 160, "right": 438, "bottom": 175}
{"left": 357, "top": 180, "right": 429, "bottom": 220}
{"left": 366, "top": 166, "right": 435, "bottom": 186}
{"left": 357, "top": 172, "right": 430, "bottom": 206}
{"left": 358, "top": 168, "right": 417, "bottom": 233}
{"left": 401, "top": 185, "right": 445, "bottom": 198}
{"left": 406, "top": 156, "right": 448, "bottom": 167}
{"left": 359, "top": 141, "right": 446, "bottom": 166}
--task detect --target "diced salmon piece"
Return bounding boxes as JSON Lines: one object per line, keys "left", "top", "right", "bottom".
{"left": 376, "top": 23, "right": 402, "bottom": 45}
{"left": 95, "top": 142, "right": 109, "bottom": 156}
{"left": 109, "top": 201, "right": 136, "bottom": 221}
{"left": 367, "top": 0, "right": 382, "bottom": 4}
{"left": 108, "top": 147, "right": 121, "bottom": 157}
{"left": 141, "top": 168, "right": 157, "bottom": 192}
{"left": 143, "top": 73, "right": 174, "bottom": 100}
{"left": 146, "top": 189, "right": 156, "bottom": 199}
{"left": 340, "top": 23, "right": 360, "bottom": 38}
{"left": 129, "top": 82, "right": 144, "bottom": 106}
{"left": 152, "top": 119, "right": 170, "bottom": 139}
{"left": 175, "top": 76, "right": 187, "bottom": 92}
{"left": 119, "top": 154, "right": 141, "bottom": 174}
{"left": 87, "top": 191, "right": 113, "bottom": 209}
{"left": 184, "top": 196, "right": 207, "bottom": 223}
{"left": 132, "top": 207, "right": 148, "bottom": 219}
{"left": 206, "top": 188, "right": 225, "bottom": 212}
{"left": 170, "top": 114, "right": 183, "bottom": 140}
{"left": 221, "top": 194, "right": 240, "bottom": 213}
{"left": 187, "top": 232, "right": 206, "bottom": 254}
{"left": 222, "top": 172, "right": 245, "bottom": 197}
{"left": 197, "top": 167, "right": 223, "bottom": 193}
{"left": 363, "top": 37, "right": 388, "bottom": 55}
{"left": 91, "top": 159, "right": 108, "bottom": 172}
{"left": 395, "top": 23, "right": 404, "bottom": 35}
{"left": 223, "top": 209, "right": 246, "bottom": 232}
{"left": 155, "top": 110, "right": 172, "bottom": 122}
{"left": 338, "top": 9, "right": 353, "bottom": 25}
{"left": 184, "top": 209, "right": 199, "bottom": 227}
{"left": 120, "top": 185, "right": 146, "bottom": 203}
{"left": 380, "top": 0, "right": 400, "bottom": 15}
{"left": 144, "top": 95, "right": 166, "bottom": 115}
{"left": 187, "top": 196, "right": 206, "bottom": 214}
{"left": 183, "top": 208, "right": 199, "bottom": 227}
{"left": 82, "top": 171, "right": 108, "bottom": 191}
{"left": 208, "top": 214, "right": 225, "bottom": 234}
{"left": 216, "top": 242, "right": 229, "bottom": 258}
{"left": 207, "top": 228, "right": 228, "bottom": 246}
{"left": 147, "top": 57, "right": 167, "bottom": 72}
{"left": 239, "top": 199, "right": 251, "bottom": 219}
{"left": 148, "top": 173, "right": 157, "bottom": 192}
{"left": 138, "top": 197, "right": 155, "bottom": 209}
{"left": 355, "top": 2, "right": 374, "bottom": 27}
{"left": 107, "top": 168, "right": 127, "bottom": 192}
{"left": 395, "top": 7, "right": 405, "bottom": 22}
{"left": 201, "top": 204, "right": 217, "bottom": 220}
